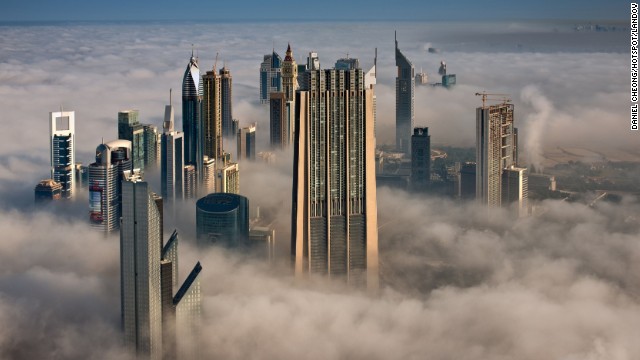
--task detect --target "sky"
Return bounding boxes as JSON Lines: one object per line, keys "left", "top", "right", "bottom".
{"left": 0, "top": 7, "right": 637, "bottom": 360}
{"left": 0, "top": 0, "right": 629, "bottom": 22}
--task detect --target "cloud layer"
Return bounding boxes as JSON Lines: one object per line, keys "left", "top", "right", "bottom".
{"left": 0, "top": 20, "right": 636, "bottom": 359}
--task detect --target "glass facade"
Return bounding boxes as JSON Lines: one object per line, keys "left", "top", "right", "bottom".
{"left": 196, "top": 193, "right": 248, "bottom": 247}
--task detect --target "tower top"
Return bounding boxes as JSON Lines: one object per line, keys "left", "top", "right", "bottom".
{"left": 284, "top": 43, "right": 293, "bottom": 62}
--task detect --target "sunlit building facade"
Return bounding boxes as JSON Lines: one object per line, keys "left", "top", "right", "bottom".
{"left": 292, "top": 64, "right": 379, "bottom": 289}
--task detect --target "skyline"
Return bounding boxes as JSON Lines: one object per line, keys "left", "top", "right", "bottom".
{"left": 0, "top": 12, "right": 638, "bottom": 360}
{"left": 0, "top": 1, "right": 628, "bottom": 22}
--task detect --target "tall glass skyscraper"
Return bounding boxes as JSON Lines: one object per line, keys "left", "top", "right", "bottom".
{"left": 395, "top": 33, "right": 415, "bottom": 155}
{"left": 237, "top": 123, "right": 256, "bottom": 161}
{"left": 49, "top": 110, "right": 75, "bottom": 198}
{"left": 174, "top": 261, "right": 202, "bottom": 360}
{"left": 202, "top": 65, "right": 223, "bottom": 163}
{"left": 120, "top": 171, "right": 163, "bottom": 360}
{"left": 411, "top": 127, "right": 431, "bottom": 191}
{"left": 182, "top": 53, "right": 203, "bottom": 176}
{"left": 88, "top": 140, "right": 133, "bottom": 232}
{"left": 292, "top": 63, "right": 379, "bottom": 289}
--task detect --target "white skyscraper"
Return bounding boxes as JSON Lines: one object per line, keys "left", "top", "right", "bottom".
{"left": 120, "top": 171, "right": 163, "bottom": 360}
{"left": 49, "top": 110, "right": 75, "bottom": 198}
{"left": 161, "top": 97, "right": 185, "bottom": 203}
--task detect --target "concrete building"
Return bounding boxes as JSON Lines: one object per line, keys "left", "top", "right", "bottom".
{"left": 120, "top": 171, "right": 163, "bottom": 360}
{"left": 216, "top": 161, "right": 239, "bottom": 195}
{"left": 49, "top": 110, "right": 75, "bottom": 198}
{"left": 395, "top": 33, "right": 415, "bottom": 155}
{"left": 476, "top": 102, "right": 516, "bottom": 207}
{"left": 237, "top": 123, "right": 256, "bottom": 161}
{"left": 292, "top": 63, "right": 379, "bottom": 289}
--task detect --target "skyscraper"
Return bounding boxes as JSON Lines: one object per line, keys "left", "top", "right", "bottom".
{"left": 220, "top": 66, "right": 234, "bottom": 138}
{"left": 182, "top": 53, "right": 203, "bottom": 176}
{"left": 237, "top": 123, "right": 256, "bottom": 161}
{"left": 502, "top": 166, "right": 529, "bottom": 217}
{"left": 89, "top": 140, "right": 133, "bottom": 232}
{"left": 120, "top": 171, "right": 162, "bottom": 360}
{"left": 49, "top": 110, "right": 75, "bottom": 198}
{"left": 118, "top": 110, "right": 145, "bottom": 170}
{"left": 196, "top": 193, "right": 249, "bottom": 247}
{"left": 161, "top": 97, "right": 185, "bottom": 203}
{"left": 202, "top": 65, "right": 223, "bottom": 163}
{"left": 282, "top": 44, "right": 298, "bottom": 102}
{"left": 395, "top": 33, "right": 415, "bottom": 155}
{"left": 269, "top": 92, "right": 289, "bottom": 149}
{"left": 216, "top": 161, "right": 239, "bottom": 194}
{"left": 183, "top": 165, "right": 197, "bottom": 199}
{"left": 259, "top": 51, "right": 282, "bottom": 104}
{"left": 476, "top": 102, "right": 516, "bottom": 207}
{"left": 201, "top": 156, "right": 216, "bottom": 195}
{"left": 292, "top": 63, "right": 379, "bottom": 289}
{"left": 411, "top": 127, "right": 431, "bottom": 191}
{"left": 174, "top": 262, "right": 202, "bottom": 360}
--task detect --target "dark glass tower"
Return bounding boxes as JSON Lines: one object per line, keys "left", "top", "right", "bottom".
{"left": 219, "top": 66, "right": 233, "bottom": 138}
{"left": 182, "top": 53, "right": 203, "bottom": 176}
{"left": 411, "top": 127, "right": 431, "bottom": 191}
{"left": 395, "top": 33, "right": 415, "bottom": 155}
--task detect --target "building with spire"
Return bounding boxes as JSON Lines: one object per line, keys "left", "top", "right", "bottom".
{"left": 182, "top": 52, "right": 203, "bottom": 180}
{"left": 292, "top": 58, "right": 379, "bottom": 289}
{"left": 259, "top": 51, "right": 282, "bottom": 104}
{"left": 161, "top": 91, "right": 185, "bottom": 203}
{"left": 395, "top": 33, "right": 415, "bottom": 155}
{"left": 270, "top": 44, "right": 297, "bottom": 149}
{"left": 220, "top": 66, "right": 234, "bottom": 138}
{"left": 49, "top": 110, "right": 75, "bottom": 199}
{"left": 88, "top": 140, "right": 133, "bottom": 232}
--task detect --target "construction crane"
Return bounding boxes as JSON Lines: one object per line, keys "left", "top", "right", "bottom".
{"left": 475, "top": 91, "right": 511, "bottom": 108}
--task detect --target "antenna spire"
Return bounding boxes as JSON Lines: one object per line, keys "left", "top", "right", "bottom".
{"left": 169, "top": 88, "right": 172, "bottom": 107}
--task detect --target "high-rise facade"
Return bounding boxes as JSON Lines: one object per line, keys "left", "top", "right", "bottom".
{"left": 259, "top": 51, "right": 282, "bottom": 104}
{"left": 161, "top": 101, "right": 185, "bottom": 203}
{"left": 502, "top": 166, "right": 529, "bottom": 217}
{"left": 216, "top": 162, "right": 239, "bottom": 194}
{"left": 49, "top": 110, "right": 75, "bottom": 198}
{"left": 118, "top": 110, "right": 145, "bottom": 170}
{"left": 395, "top": 33, "right": 415, "bottom": 155}
{"left": 174, "top": 262, "right": 202, "bottom": 360}
{"left": 183, "top": 165, "right": 197, "bottom": 199}
{"left": 89, "top": 140, "right": 133, "bottom": 232}
{"left": 196, "top": 193, "right": 249, "bottom": 247}
{"left": 201, "top": 156, "right": 216, "bottom": 195}
{"left": 202, "top": 67, "right": 223, "bottom": 163}
{"left": 411, "top": 127, "right": 431, "bottom": 191}
{"left": 269, "top": 92, "right": 289, "bottom": 149}
{"left": 476, "top": 102, "right": 516, "bottom": 207}
{"left": 220, "top": 66, "right": 234, "bottom": 138}
{"left": 237, "top": 123, "right": 256, "bottom": 161}
{"left": 292, "top": 64, "right": 379, "bottom": 289}
{"left": 182, "top": 53, "right": 203, "bottom": 175}
{"left": 120, "top": 171, "right": 163, "bottom": 360}
{"left": 282, "top": 44, "right": 298, "bottom": 102}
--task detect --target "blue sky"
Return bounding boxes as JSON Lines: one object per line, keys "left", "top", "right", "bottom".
{"left": 0, "top": 0, "right": 628, "bottom": 22}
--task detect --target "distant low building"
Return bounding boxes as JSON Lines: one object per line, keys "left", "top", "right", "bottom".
{"left": 34, "top": 179, "right": 63, "bottom": 203}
